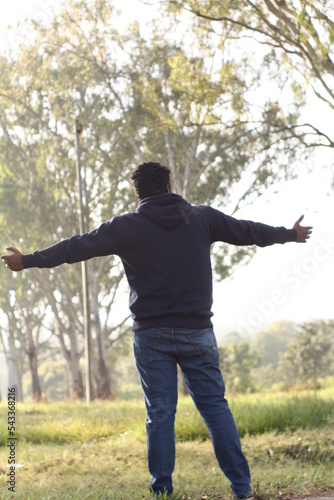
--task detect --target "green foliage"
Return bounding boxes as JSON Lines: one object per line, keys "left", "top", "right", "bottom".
{"left": 219, "top": 340, "right": 260, "bottom": 394}
{"left": 278, "top": 320, "right": 334, "bottom": 388}
{"left": 253, "top": 320, "right": 298, "bottom": 368}
{"left": 231, "top": 391, "right": 334, "bottom": 437}
{"left": 251, "top": 319, "right": 334, "bottom": 390}
{"left": 26, "top": 359, "right": 70, "bottom": 401}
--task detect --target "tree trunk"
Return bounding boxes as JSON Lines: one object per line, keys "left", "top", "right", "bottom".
{"left": 26, "top": 328, "right": 42, "bottom": 401}
{"left": 89, "top": 265, "right": 112, "bottom": 399}
{"left": 67, "top": 352, "right": 85, "bottom": 400}
{"left": 65, "top": 331, "right": 85, "bottom": 400}
{"left": 7, "top": 329, "right": 24, "bottom": 402}
{"left": 27, "top": 347, "right": 42, "bottom": 401}
{"left": 54, "top": 316, "right": 85, "bottom": 400}
{"left": 95, "top": 332, "right": 112, "bottom": 399}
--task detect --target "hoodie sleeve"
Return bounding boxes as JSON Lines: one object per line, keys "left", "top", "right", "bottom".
{"left": 21, "top": 217, "right": 120, "bottom": 269}
{"left": 207, "top": 207, "right": 297, "bottom": 247}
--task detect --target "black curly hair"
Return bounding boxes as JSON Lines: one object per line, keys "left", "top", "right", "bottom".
{"left": 130, "top": 161, "right": 171, "bottom": 200}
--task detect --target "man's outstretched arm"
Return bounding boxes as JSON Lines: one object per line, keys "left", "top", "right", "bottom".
{"left": 1, "top": 218, "right": 120, "bottom": 273}
{"left": 209, "top": 208, "right": 313, "bottom": 247}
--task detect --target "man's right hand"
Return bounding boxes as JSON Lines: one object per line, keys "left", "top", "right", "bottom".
{"left": 293, "top": 215, "right": 313, "bottom": 243}
{"left": 1, "top": 247, "right": 24, "bottom": 272}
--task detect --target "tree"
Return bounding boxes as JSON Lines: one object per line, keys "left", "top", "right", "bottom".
{"left": 278, "top": 320, "right": 334, "bottom": 388}
{"left": 251, "top": 320, "right": 299, "bottom": 388}
{"left": 36, "top": 359, "right": 70, "bottom": 401}
{"left": 162, "top": 0, "right": 334, "bottom": 150}
{"left": 0, "top": 2, "right": 132, "bottom": 398}
{"left": 219, "top": 340, "right": 260, "bottom": 393}
{"left": 253, "top": 320, "right": 298, "bottom": 367}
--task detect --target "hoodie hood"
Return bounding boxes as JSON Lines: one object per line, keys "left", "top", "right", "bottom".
{"left": 136, "top": 193, "right": 192, "bottom": 230}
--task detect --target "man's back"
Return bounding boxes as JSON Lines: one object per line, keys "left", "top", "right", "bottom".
{"left": 115, "top": 193, "right": 214, "bottom": 331}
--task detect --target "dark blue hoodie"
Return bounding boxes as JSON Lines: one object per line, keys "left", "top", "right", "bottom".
{"left": 22, "top": 193, "right": 297, "bottom": 331}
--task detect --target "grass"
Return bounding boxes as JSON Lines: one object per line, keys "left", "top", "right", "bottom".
{"left": 0, "top": 388, "right": 333, "bottom": 499}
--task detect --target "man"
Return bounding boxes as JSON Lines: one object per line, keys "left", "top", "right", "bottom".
{"left": 2, "top": 161, "right": 312, "bottom": 499}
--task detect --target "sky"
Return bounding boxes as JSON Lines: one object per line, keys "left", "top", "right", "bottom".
{"left": 1, "top": 0, "right": 333, "bottom": 343}
{"left": 212, "top": 169, "right": 334, "bottom": 338}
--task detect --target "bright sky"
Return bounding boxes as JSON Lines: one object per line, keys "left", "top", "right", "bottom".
{"left": 1, "top": 0, "right": 333, "bottom": 341}
{"left": 212, "top": 168, "right": 334, "bottom": 338}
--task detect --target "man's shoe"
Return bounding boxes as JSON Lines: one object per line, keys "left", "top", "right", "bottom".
{"left": 234, "top": 493, "right": 254, "bottom": 499}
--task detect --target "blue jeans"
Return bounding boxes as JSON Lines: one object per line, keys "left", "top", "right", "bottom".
{"left": 133, "top": 327, "right": 252, "bottom": 498}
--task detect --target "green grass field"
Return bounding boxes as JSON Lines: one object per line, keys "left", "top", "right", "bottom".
{"left": 0, "top": 389, "right": 333, "bottom": 499}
